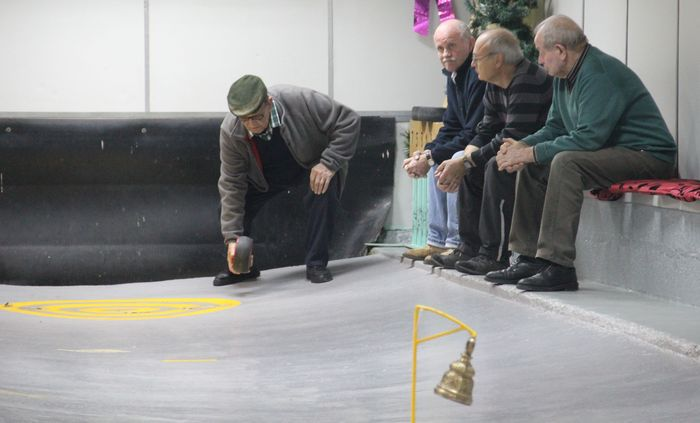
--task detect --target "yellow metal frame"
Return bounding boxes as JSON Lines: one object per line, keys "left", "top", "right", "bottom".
{"left": 411, "top": 304, "right": 477, "bottom": 423}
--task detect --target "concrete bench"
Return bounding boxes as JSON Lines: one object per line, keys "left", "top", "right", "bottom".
{"left": 578, "top": 178, "right": 700, "bottom": 307}
{"left": 591, "top": 178, "right": 700, "bottom": 202}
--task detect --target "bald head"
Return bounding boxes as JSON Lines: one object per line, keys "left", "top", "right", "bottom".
{"left": 434, "top": 19, "right": 471, "bottom": 42}
{"left": 534, "top": 15, "right": 588, "bottom": 51}
{"left": 476, "top": 28, "right": 523, "bottom": 65}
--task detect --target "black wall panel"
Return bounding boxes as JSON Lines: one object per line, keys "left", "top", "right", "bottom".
{"left": 0, "top": 114, "right": 395, "bottom": 285}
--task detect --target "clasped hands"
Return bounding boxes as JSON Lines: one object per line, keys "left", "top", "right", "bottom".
{"left": 403, "top": 148, "right": 461, "bottom": 192}
{"left": 428, "top": 139, "right": 534, "bottom": 193}
{"left": 496, "top": 138, "right": 534, "bottom": 173}
{"left": 433, "top": 145, "right": 479, "bottom": 193}
{"left": 402, "top": 150, "right": 431, "bottom": 178}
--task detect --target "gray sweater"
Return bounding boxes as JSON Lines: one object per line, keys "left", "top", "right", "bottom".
{"left": 218, "top": 84, "right": 360, "bottom": 243}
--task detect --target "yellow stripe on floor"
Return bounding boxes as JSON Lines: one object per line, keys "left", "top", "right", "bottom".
{"left": 1, "top": 298, "right": 241, "bottom": 320}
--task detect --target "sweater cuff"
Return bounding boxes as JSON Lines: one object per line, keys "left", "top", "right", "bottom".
{"left": 470, "top": 149, "right": 486, "bottom": 168}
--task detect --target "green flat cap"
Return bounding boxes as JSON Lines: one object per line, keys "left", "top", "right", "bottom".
{"left": 227, "top": 74, "right": 268, "bottom": 116}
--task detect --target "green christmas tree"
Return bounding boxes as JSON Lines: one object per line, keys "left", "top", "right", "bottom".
{"left": 465, "top": 0, "right": 540, "bottom": 61}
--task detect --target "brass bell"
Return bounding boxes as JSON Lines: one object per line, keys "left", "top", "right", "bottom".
{"left": 434, "top": 337, "right": 476, "bottom": 406}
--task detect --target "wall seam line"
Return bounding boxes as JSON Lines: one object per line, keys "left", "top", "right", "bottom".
{"left": 675, "top": 0, "right": 680, "bottom": 150}
{"left": 625, "top": 0, "right": 629, "bottom": 65}
{"left": 144, "top": 0, "right": 151, "bottom": 112}
{"left": 327, "top": 0, "right": 334, "bottom": 98}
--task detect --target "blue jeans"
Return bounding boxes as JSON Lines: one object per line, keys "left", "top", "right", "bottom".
{"left": 427, "top": 151, "right": 462, "bottom": 248}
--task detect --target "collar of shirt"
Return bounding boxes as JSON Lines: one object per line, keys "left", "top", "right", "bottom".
{"left": 444, "top": 53, "right": 473, "bottom": 85}
{"left": 565, "top": 43, "right": 590, "bottom": 91}
{"left": 248, "top": 99, "right": 282, "bottom": 141}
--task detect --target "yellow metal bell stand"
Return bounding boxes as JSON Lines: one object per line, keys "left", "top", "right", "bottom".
{"left": 411, "top": 305, "right": 477, "bottom": 422}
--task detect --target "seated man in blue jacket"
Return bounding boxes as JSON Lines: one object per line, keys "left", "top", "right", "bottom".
{"left": 402, "top": 19, "right": 486, "bottom": 267}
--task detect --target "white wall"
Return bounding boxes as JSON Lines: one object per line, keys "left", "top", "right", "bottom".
{"left": 0, "top": 0, "right": 145, "bottom": 112}
{"left": 333, "top": 0, "right": 469, "bottom": 111}
{"left": 546, "top": 0, "right": 583, "bottom": 26}
{"left": 678, "top": 0, "right": 700, "bottom": 179}
{"left": 627, "top": 0, "right": 677, "bottom": 140}
{"left": 0, "top": 0, "right": 468, "bottom": 113}
{"left": 583, "top": 0, "right": 626, "bottom": 63}
{"left": 332, "top": 0, "right": 440, "bottom": 111}
{"left": 148, "top": 0, "right": 329, "bottom": 112}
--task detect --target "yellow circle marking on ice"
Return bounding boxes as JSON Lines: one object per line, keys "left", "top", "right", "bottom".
{"left": 1, "top": 298, "right": 241, "bottom": 321}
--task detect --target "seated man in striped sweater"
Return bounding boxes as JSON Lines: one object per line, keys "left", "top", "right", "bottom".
{"left": 432, "top": 28, "right": 553, "bottom": 274}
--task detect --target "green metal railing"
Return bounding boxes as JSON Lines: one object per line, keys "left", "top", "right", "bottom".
{"left": 411, "top": 177, "right": 429, "bottom": 247}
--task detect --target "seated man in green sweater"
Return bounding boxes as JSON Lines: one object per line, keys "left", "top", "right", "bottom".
{"left": 492, "top": 15, "right": 677, "bottom": 292}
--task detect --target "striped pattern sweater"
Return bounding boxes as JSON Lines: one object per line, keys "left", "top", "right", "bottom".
{"left": 469, "top": 59, "right": 553, "bottom": 167}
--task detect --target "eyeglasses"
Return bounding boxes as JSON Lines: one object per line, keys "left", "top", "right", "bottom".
{"left": 471, "top": 52, "right": 495, "bottom": 63}
{"left": 237, "top": 103, "right": 269, "bottom": 123}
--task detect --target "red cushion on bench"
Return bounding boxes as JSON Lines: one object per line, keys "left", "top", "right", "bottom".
{"left": 591, "top": 179, "right": 700, "bottom": 202}
{"left": 589, "top": 188, "right": 623, "bottom": 201}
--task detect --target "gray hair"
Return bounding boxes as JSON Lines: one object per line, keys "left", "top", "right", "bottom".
{"left": 479, "top": 28, "right": 524, "bottom": 65}
{"left": 534, "top": 15, "right": 588, "bottom": 50}
{"left": 436, "top": 19, "right": 473, "bottom": 41}
{"left": 454, "top": 20, "right": 471, "bottom": 41}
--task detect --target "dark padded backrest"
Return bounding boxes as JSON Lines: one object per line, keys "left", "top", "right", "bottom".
{"left": 0, "top": 114, "right": 395, "bottom": 284}
{"left": 2, "top": 117, "right": 221, "bottom": 185}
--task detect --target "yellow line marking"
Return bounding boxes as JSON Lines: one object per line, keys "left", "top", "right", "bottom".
{"left": 56, "top": 349, "right": 130, "bottom": 353}
{"left": 1, "top": 298, "right": 241, "bottom": 320}
{"left": 0, "top": 388, "right": 44, "bottom": 399}
{"left": 162, "top": 359, "right": 218, "bottom": 363}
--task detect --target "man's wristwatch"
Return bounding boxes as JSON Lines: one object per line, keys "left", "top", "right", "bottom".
{"left": 461, "top": 154, "right": 473, "bottom": 170}
{"left": 423, "top": 150, "right": 435, "bottom": 166}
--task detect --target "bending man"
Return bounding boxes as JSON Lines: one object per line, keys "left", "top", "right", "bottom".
{"left": 214, "top": 75, "right": 360, "bottom": 286}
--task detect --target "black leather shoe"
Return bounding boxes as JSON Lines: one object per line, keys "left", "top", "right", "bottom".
{"left": 306, "top": 266, "right": 333, "bottom": 283}
{"left": 455, "top": 254, "right": 508, "bottom": 275}
{"left": 516, "top": 263, "right": 578, "bottom": 292}
{"left": 212, "top": 266, "right": 260, "bottom": 286}
{"left": 484, "top": 256, "right": 546, "bottom": 284}
{"left": 430, "top": 249, "right": 472, "bottom": 269}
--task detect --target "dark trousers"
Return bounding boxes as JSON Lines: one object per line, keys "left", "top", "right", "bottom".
{"left": 458, "top": 156, "right": 516, "bottom": 261}
{"left": 244, "top": 173, "right": 340, "bottom": 268}
{"left": 509, "top": 148, "right": 674, "bottom": 267}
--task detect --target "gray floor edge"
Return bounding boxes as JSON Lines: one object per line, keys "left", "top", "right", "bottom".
{"left": 390, "top": 253, "right": 700, "bottom": 363}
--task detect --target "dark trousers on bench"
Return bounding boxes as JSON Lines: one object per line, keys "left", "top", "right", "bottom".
{"left": 458, "top": 156, "right": 516, "bottom": 261}
{"left": 244, "top": 173, "right": 340, "bottom": 268}
{"left": 509, "top": 148, "right": 675, "bottom": 268}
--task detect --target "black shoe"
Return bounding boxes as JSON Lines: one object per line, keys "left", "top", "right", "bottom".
{"left": 212, "top": 266, "right": 260, "bottom": 286}
{"left": 430, "top": 249, "right": 472, "bottom": 269}
{"left": 455, "top": 254, "right": 509, "bottom": 275}
{"left": 306, "top": 266, "right": 333, "bottom": 283}
{"left": 484, "top": 256, "right": 546, "bottom": 284}
{"left": 516, "top": 263, "right": 578, "bottom": 292}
